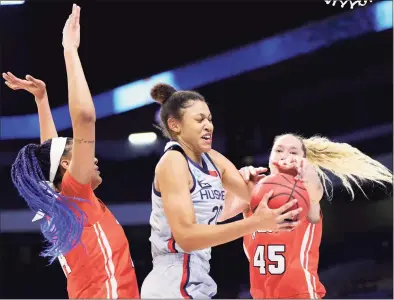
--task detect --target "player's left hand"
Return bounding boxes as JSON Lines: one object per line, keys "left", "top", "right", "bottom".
{"left": 274, "top": 157, "right": 308, "bottom": 181}
{"left": 239, "top": 166, "right": 268, "bottom": 184}
{"left": 2, "top": 72, "right": 47, "bottom": 101}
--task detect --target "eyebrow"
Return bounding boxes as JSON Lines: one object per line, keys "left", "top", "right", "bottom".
{"left": 196, "top": 113, "right": 212, "bottom": 118}
{"left": 275, "top": 145, "right": 299, "bottom": 150}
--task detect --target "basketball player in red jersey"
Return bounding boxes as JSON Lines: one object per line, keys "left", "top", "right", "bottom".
{"left": 6, "top": 5, "right": 139, "bottom": 299}
{"left": 223, "top": 133, "right": 392, "bottom": 299}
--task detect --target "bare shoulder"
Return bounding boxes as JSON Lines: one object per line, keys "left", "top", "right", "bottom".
{"left": 155, "top": 150, "right": 189, "bottom": 176}
{"left": 155, "top": 150, "right": 192, "bottom": 195}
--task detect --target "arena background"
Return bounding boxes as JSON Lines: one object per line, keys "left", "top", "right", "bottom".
{"left": 0, "top": 0, "right": 392, "bottom": 298}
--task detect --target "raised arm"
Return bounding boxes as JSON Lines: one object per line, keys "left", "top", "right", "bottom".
{"left": 63, "top": 4, "right": 96, "bottom": 184}
{"left": 157, "top": 151, "right": 300, "bottom": 253}
{"left": 2, "top": 72, "right": 58, "bottom": 143}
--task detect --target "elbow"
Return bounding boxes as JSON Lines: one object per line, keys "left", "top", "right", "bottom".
{"left": 178, "top": 242, "right": 194, "bottom": 253}
{"left": 75, "top": 109, "right": 96, "bottom": 124}
{"left": 175, "top": 236, "right": 195, "bottom": 253}
{"left": 173, "top": 227, "right": 197, "bottom": 253}
{"left": 307, "top": 215, "right": 321, "bottom": 224}
{"left": 307, "top": 202, "right": 321, "bottom": 224}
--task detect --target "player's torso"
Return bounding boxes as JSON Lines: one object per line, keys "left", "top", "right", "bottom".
{"left": 245, "top": 219, "right": 325, "bottom": 299}
{"left": 60, "top": 205, "right": 138, "bottom": 299}
{"left": 150, "top": 143, "right": 225, "bottom": 262}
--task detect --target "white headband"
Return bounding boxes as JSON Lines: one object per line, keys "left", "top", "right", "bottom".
{"left": 32, "top": 137, "right": 68, "bottom": 223}
{"left": 49, "top": 137, "right": 68, "bottom": 183}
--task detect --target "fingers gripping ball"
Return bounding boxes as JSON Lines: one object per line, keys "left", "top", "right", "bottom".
{"left": 250, "top": 173, "right": 310, "bottom": 221}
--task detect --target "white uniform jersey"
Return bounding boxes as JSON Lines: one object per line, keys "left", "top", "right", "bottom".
{"left": 149, "top": 141, "right": 225, "bottom": 263}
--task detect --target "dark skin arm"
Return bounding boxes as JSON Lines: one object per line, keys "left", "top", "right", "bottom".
{"left": 2, "top": 72, "right": 58, "bottom": 143}
{"left": 63, "top": 5, "right": 96, "bottom": 184}
{"left": 208, "top": 150, "right": 258, "bottom": 221}
{"left": 156, "top": 151, "right": 301, "bottom": 252}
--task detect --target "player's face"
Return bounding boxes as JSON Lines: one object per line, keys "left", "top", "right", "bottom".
{"left": 269, "top": 135, "right": 305, "bottom": 174}
{"left": 90, "top": 157, "right": 103, "bottom": 190}
{"left": 179, "top": 100, "right": 214, "bottom": 153}
{"left": 60, "top": 149, "right": 103, "bottom": 190}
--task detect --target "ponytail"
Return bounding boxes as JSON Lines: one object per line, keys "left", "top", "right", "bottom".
{"left": 302, "top": 135, "right": 392, "bottom": 199}
{"left": 11, "top": 143, "right": 86, "bottom": 263}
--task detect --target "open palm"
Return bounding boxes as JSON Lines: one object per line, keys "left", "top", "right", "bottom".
{"left": 62, "top": 4, "right": 81, "bottom": 50}
{"left": 2, "top": 72, "right": 47, "bottom": 100}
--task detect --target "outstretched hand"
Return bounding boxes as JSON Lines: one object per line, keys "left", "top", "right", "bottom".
{"left": 273, "top": 157, "right": 309, "bottom": 181}
{"left": 239, "top": 165, "right": 268, "bottom": 195}
{"left": 62, "top": 4, "right": 81, "bottom": 51}
{"left": 239, "top": 165, "right": 268, "bottom": 183}
{"left": 2, "top": 72, "right": 47, "bottom": 101}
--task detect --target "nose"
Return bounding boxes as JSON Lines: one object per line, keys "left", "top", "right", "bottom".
{"left": 94, "top": 157, "right": 98, "bottom": 165}
{"left": 204, "top": 121, "right": 213, "bottom": 132}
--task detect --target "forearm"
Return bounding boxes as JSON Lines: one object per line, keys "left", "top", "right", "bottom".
{"left": 307, "top": 202, "right": 321, "bottom": 223}
{"left": 35, "top": 93, "right": 58, "bottom": 143}
{"left": 64, "top": 49, "right": 96, "bottom": 122}
{"left": 303, "top": 166, "right": 324, "bottom": 202}
{"left": 218, "top": 193, "right": 249, "bottom": 222}
{"left": 178, "top": 217, "right": 257, "bottom": 252}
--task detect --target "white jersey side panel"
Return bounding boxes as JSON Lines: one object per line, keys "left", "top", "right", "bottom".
{"left": 149, "top": 142, "right": 225, "bottom": 262}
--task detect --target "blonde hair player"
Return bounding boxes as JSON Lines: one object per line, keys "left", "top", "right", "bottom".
{"left": 227, "top": 133, "right": 392, "bottom": 299}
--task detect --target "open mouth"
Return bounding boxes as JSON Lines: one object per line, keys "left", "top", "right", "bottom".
{"left": 201, "top": 134, "right": 212, "bottom": 142}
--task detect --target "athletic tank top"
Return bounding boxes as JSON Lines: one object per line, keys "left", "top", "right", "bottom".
{"left": 149, "top": 141, "right": 225, "bottom": 262}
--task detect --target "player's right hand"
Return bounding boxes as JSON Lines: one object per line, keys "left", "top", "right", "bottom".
{"left": 2, "top": 72, "right": 47, "bottom": 101}
{"left": 252, "top": 190, "right": 302, "bottom": 232}
{"left": 62, "top": 4, "right": 81, "bottom": 51}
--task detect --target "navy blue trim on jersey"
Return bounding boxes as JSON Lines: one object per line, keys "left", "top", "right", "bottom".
{"left": 182, "top": 254, "right": 193, "bottom": 299}
{"left": 204, "top": 153, "right": 222, "bottom": 179}
{"left": 152, "top": 146, "right": 196, "bottom": 196}
{"left": 187, "top": 156, "right": 210, "bottom": 176}
{"left": 152, "top": 183, "right": 161, "bottom": 197}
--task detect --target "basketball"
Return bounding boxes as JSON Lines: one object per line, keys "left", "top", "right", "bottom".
{"left": 250, "top": 173, "right": 310, "bottom": 221}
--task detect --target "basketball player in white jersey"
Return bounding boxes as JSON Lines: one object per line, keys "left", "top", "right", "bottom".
{"left": 140, "top": 83, "right": 303, "bottom": 299}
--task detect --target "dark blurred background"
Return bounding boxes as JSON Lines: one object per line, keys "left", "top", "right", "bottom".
{"left": 0, "top": 0, "right": 392, "bottom": 298}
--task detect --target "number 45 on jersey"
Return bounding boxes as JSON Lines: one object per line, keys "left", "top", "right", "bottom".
{"left": 253, "top": 245, "right": 286, "bottom": 275}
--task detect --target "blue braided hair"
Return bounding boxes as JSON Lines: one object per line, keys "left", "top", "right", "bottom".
{"left": 11, "top": 138, "right": 87, "bottom": 263}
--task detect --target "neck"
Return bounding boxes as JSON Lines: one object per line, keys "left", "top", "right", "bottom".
{"left": 177, "top": 139, "right": 203, "bottom": 165}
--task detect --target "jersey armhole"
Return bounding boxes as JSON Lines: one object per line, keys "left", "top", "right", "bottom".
{"left": 159, "top": 145, "right": 196, "bottom": 193}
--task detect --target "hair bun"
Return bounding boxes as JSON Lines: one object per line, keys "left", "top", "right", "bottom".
{"left": 150, "top": 83, "right": 177, "bottom": 104}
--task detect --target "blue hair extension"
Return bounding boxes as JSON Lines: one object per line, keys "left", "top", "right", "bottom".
{"left": 11, "top": 143, "right": 88, "bottom": 263}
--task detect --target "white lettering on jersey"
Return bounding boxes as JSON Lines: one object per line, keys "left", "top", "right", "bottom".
{"left": 149, "top": 142, "right": 225, "bottom": 262}
{"left": 252, "top": 229, "right": 274, "bottom": 240}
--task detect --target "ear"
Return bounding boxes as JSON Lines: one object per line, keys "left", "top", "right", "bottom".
{"left": 167, "top": 117, "right": 181, "bottom": 134}
{"left": 60, "top": 158, "right": 70, "bottom": 170}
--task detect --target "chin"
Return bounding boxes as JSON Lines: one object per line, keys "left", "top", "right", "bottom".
{"left": 199, "top": 141, "right": 212, "bottom": 153}
{"left": 200, "top": 145, "right": 212, "bottom": 153}
{"left": 91, "top": 176, "right": 103, "bottom": 190}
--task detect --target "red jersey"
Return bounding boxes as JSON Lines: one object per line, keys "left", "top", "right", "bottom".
{"left": 244, "top": 217, "right": 326, "bottom": 299}
{"left": 58, "top": 171, "right": 139, "bottom": 299}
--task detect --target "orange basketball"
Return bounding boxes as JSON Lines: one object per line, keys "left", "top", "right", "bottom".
{"left": 250, "top": 173, "right": 310, "bottom": 221}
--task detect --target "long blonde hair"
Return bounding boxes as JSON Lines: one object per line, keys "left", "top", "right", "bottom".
{"left": 277, "top": 134, "right": 393, "bottom": 199}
